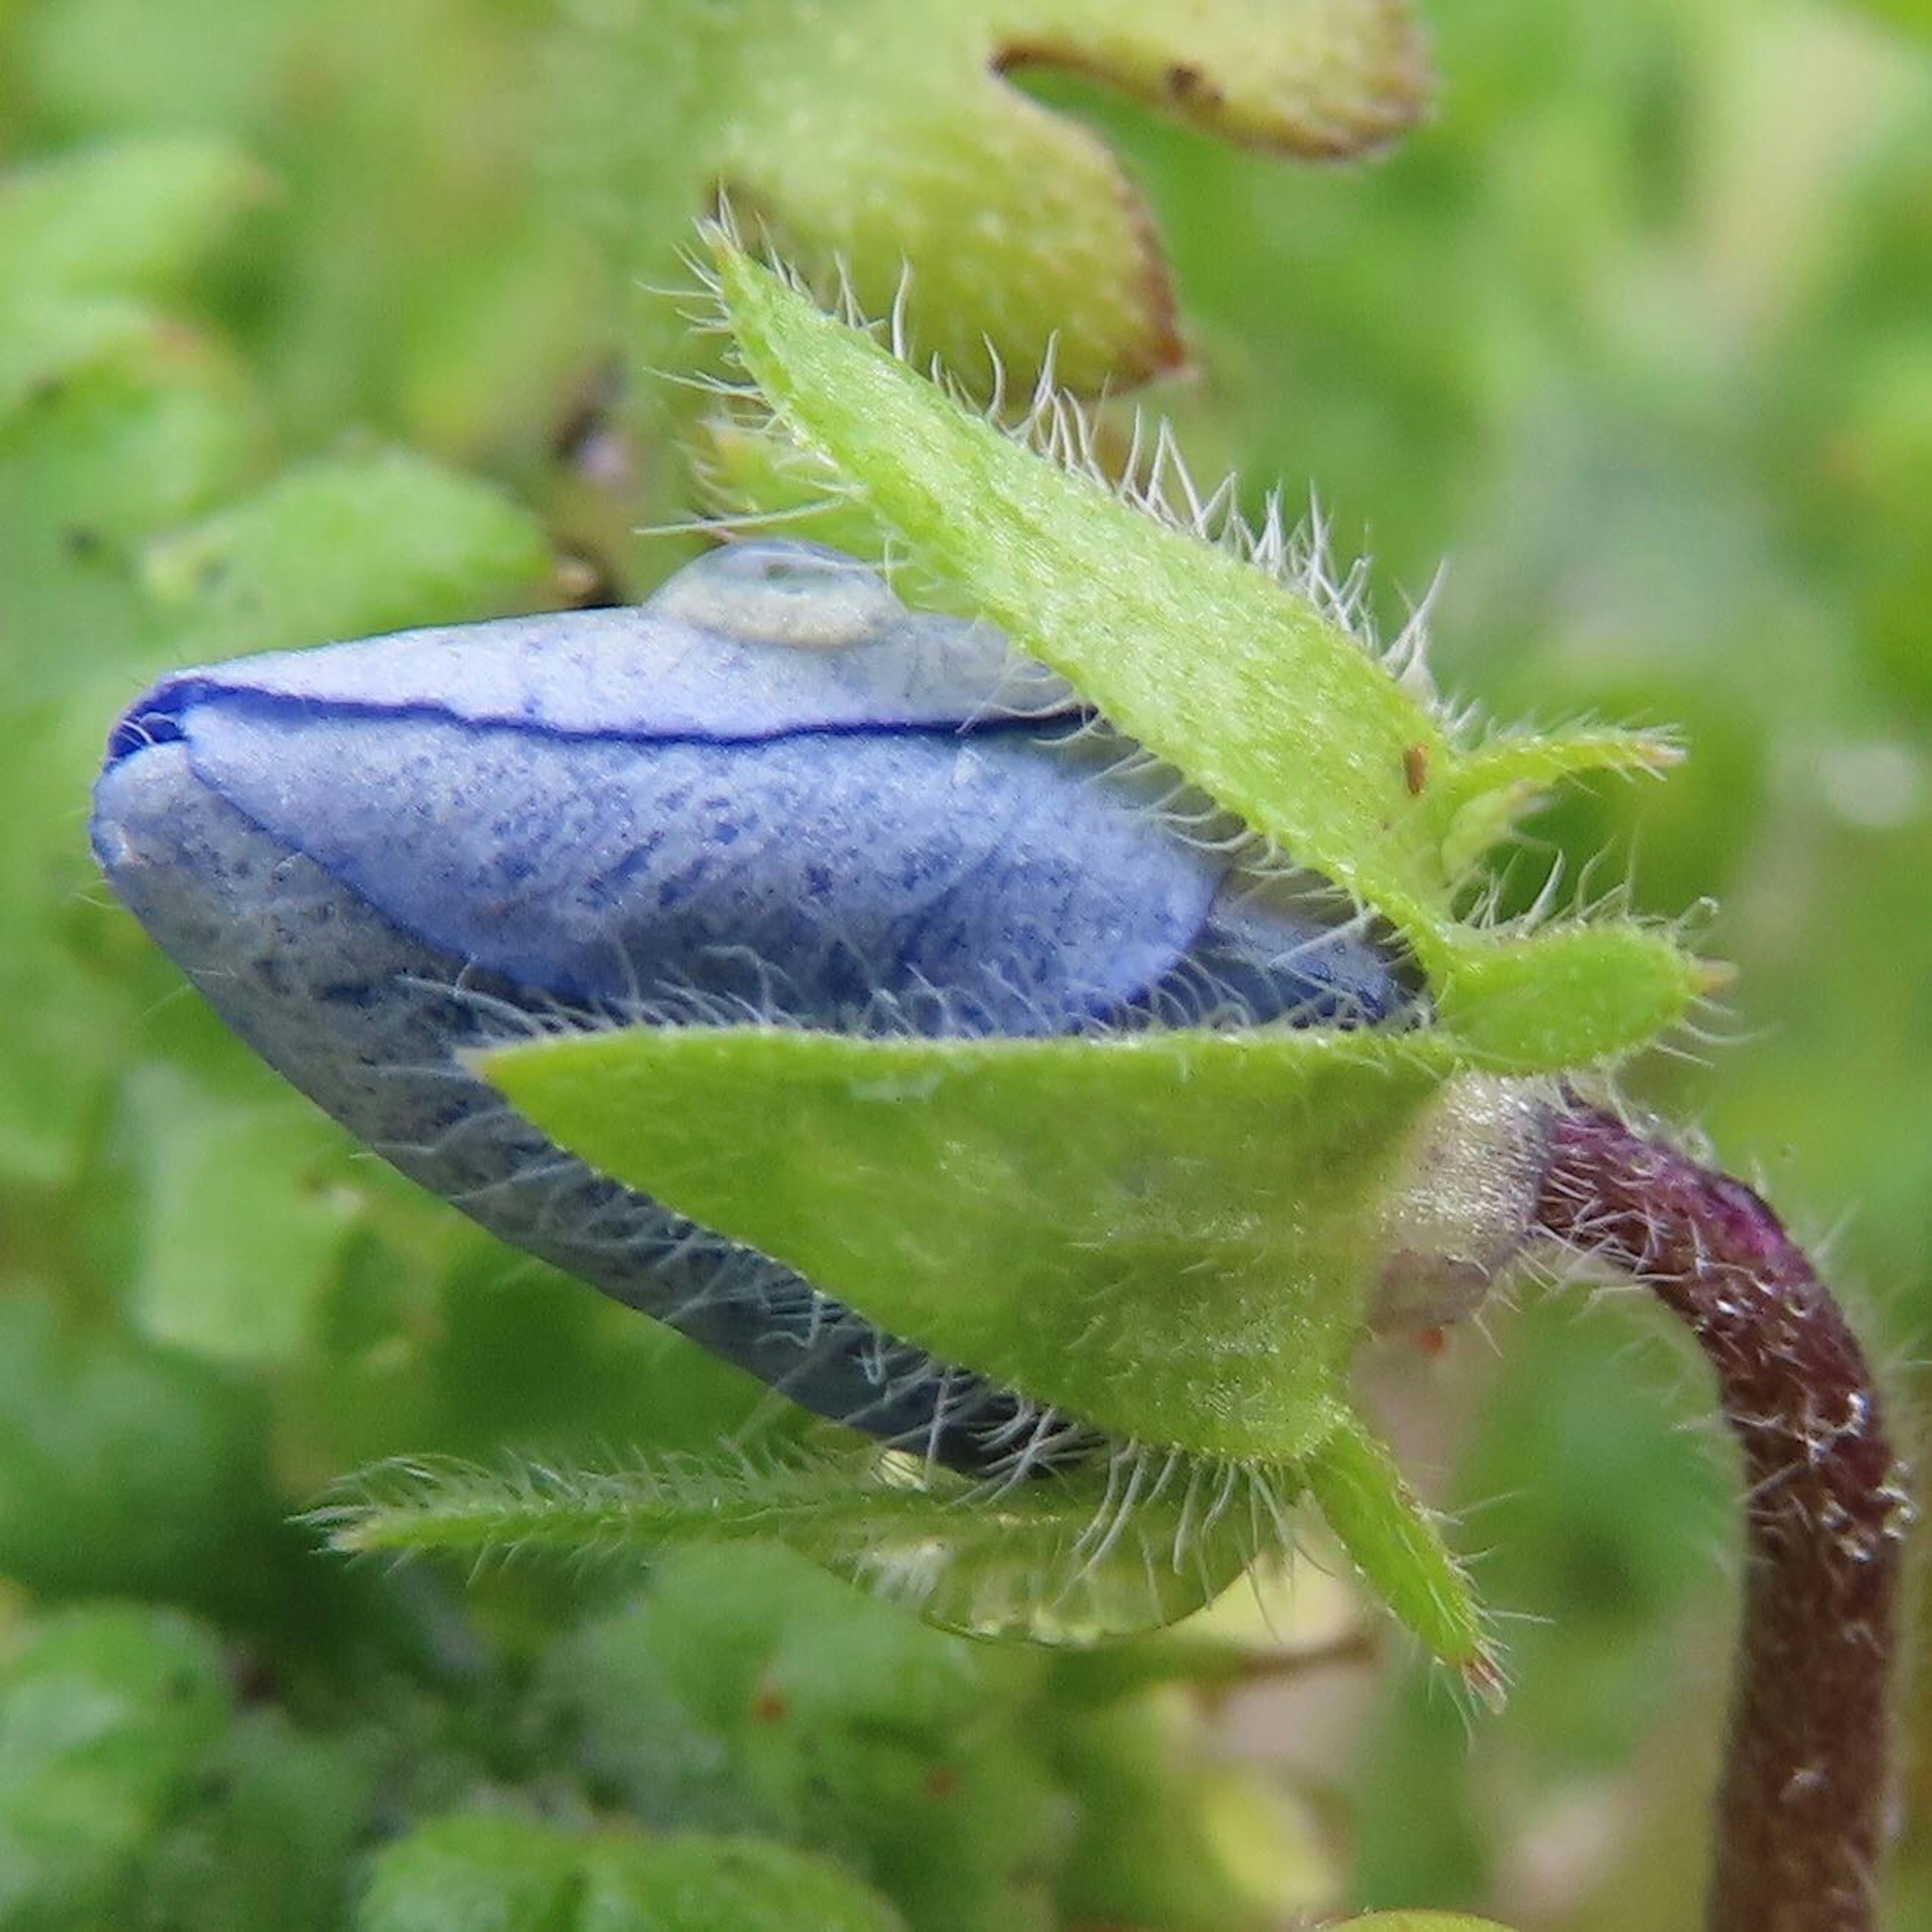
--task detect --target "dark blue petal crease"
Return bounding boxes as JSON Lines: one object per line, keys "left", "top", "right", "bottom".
{"left": 93, "top": 541, "right": 1420, "bottom": 1471}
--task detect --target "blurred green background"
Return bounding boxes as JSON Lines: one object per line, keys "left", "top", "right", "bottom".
{"left": 0, "top": 1, "right": 1926, "bottom": 1927}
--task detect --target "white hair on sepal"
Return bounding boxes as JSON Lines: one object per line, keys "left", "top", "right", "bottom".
{"left": 1451, "top": 823, "right": 1736, "bottom": 1077}
{"left": 997, "top": 379, "right": 1449, "bottom": 708}
{"left": 680, "top": 229, "right": 1461, "bottom": 721}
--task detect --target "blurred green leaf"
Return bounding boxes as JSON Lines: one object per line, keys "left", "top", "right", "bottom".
{"left": 118, "top": 1063, "right": 360, "bottom": 1365}
{"left": 0, "top": 1603, "right": 226, "bottom": 1927}
{"left": 1832, "top": 0, "right": 1932, "bottom": 32}
{"left": 0, "top": 684, "right": 154, "bottom": 1181}
{"left": 0, "top": 329, "right": 266, "bottom": 700}
{"left": 0, "top": 1287, "right": 275, "bottom": 1605}
{"left": 0, "top": 141, "right": 264, "bottom": 1182}
{"left": 0, "top": 135, "right": 269, "bottom": 303}
{"left": 141, "top": 1706, "right": 374, "bottom": 1931}
{"left": 534, "top": 1547, "right": 1063, "bottom": 1932}
{"left": 561, "top": 0, "right": 1432, "bottom": 400}
{"left": 580, "top": 1835, "right": 907, "bottom": 1932}
{"left": 1053, "top": 1694, "right": 1334, "bottom": 1929}
{"left": 356, "top": 1812, "right": 584, "bottom": 1932}
{"left": 143, "top": 447, "right": 559, "bottom": 659}
{"left": 357, "top": 1812, "right": 908, "bottom": 1932}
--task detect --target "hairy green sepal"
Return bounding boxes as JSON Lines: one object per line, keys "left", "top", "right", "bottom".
{"left": 479, "top": 1026, "right": 1491, "bottom": 1675}
{"left": 484, "top": 1027, "right": 1445, "bottom": 1462}
{"left": 325, "top": 1449, "right": 1265, "bottom": 1647}
{"left": 706, "top": 242, "right": 1707, "bottom": 1074}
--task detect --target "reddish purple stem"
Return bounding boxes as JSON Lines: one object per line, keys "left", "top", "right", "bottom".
{"left": 1534, "top": 1103, "right": 1910, "bottom": 1932}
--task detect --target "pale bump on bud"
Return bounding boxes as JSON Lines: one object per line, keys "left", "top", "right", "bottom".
{"left": 1368, "top": 1074, "right": 1554, "bottom": 1335}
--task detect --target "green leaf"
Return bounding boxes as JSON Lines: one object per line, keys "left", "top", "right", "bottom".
{"left": 142, "top": 1709, "right": 376, "bottom": 1932}
{"left": 0, "top": 141, "right": 269, "bottom": 587}
{"left": 0, "top": 1603, "right": 230, "bottom": 1928}
{"left": 119, "top": 1063, "right": 361, "bottom": 1366}
{"left": 535, "top": 1545, "right": 1061, "bottom": 1932}
{"left": 143, "top": 447, "right": 560, "bottom": 659}
{"left": 0, "top": 682, "right": 164, "bottom": 1179}
{"left": 0, "top": 1603, "right": 228, "bottom": 1807}
{"left": 581, "top": 1835, "right": 906, "bottom": 1932}
{"left": 0, "top": 1287, "right": 275, "bottom": 1605}
{"left": 1052, "top": 1696, "right": 1336, "bottom": 1928}
{"left": 0, "top": 134, "right": 264, "bottom": 424}
{"left": 0, "top": 136, "right": 269, "bottom": 304}
{"left": 1829, "top": 0, "right": 1932, "bottom": 30}
{"left": 564, "top": 0, "right": 1432, "bottom": 408}
{"left": 0, "top": 326, "right": 267, "bottom": 706}
{"left": 0, "top": 141, "right": 273, "bottom": 1180}
{"left": 355, "top": 1812, "right": 584, "bottom": 1932}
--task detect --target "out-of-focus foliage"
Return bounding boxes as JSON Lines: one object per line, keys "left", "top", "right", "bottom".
{"left": 356, "top": 1813, "right": 909, "bottom": 1932}
{"left": 0, "top": 0, "right": 1925, "bottom": 1926}
{"left": 0, "top": 1603, "right": 375, "bottom": 1930}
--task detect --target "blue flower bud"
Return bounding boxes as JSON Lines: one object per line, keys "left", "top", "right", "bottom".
{"left": 93, "top": 541, "right": 1418, "bottom": 1470}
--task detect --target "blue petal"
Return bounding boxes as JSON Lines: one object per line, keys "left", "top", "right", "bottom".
{"left": 165, "top": 699, "right": 1232, "bottom": 1019}
{"left": 104, "top": 545, "right": 1413, "bottom": 1027}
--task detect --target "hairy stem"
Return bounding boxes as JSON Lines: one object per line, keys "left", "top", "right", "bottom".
{"left": 1534, "top": 1102, "right": 1910, "bottom": 1932}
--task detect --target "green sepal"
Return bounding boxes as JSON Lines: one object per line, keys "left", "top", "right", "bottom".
{"left": 475, "top": 1023, "right": 1495, "bottom": 1667}
{"left": 1430, "top": 921, "right": 1713, "bottom": 1074}
{"left": 324, "top": 1447, "right": 1264, "bottom": 1645}
{"left": 704, "top": 240, "right": 1708, "bottom": 1071}
{"left": 479, "top": 1024, "right": 1454, "bottom": 1464}
{"left": 711, "top": 240, "right": 1460, "bottom": 923}
{"left": 1438, "top": 726, "right": 1681, "bottom": 877}
{"left": 690, "top": 415, "right": 885, "bottom": 559}
{"left": 1303, "top": 1412, "right": 1495, "bottom": 1696}
{"left": 1442, "top": 723, "right": 1683, "bottom": 809}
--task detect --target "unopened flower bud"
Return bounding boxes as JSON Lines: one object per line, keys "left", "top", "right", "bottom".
{"left": 93, "top": 541, "right": 1427, "bottom": 1469}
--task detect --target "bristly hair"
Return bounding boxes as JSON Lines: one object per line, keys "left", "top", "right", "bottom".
{"left": 309, "top": 1433, "right": 1378, "bottom": 1653}
{"left": 674, "top": 217, "right": 1698, "bottom": 963}
{"left": 677, "top": 206, "right": 1448, "bottom": 705}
